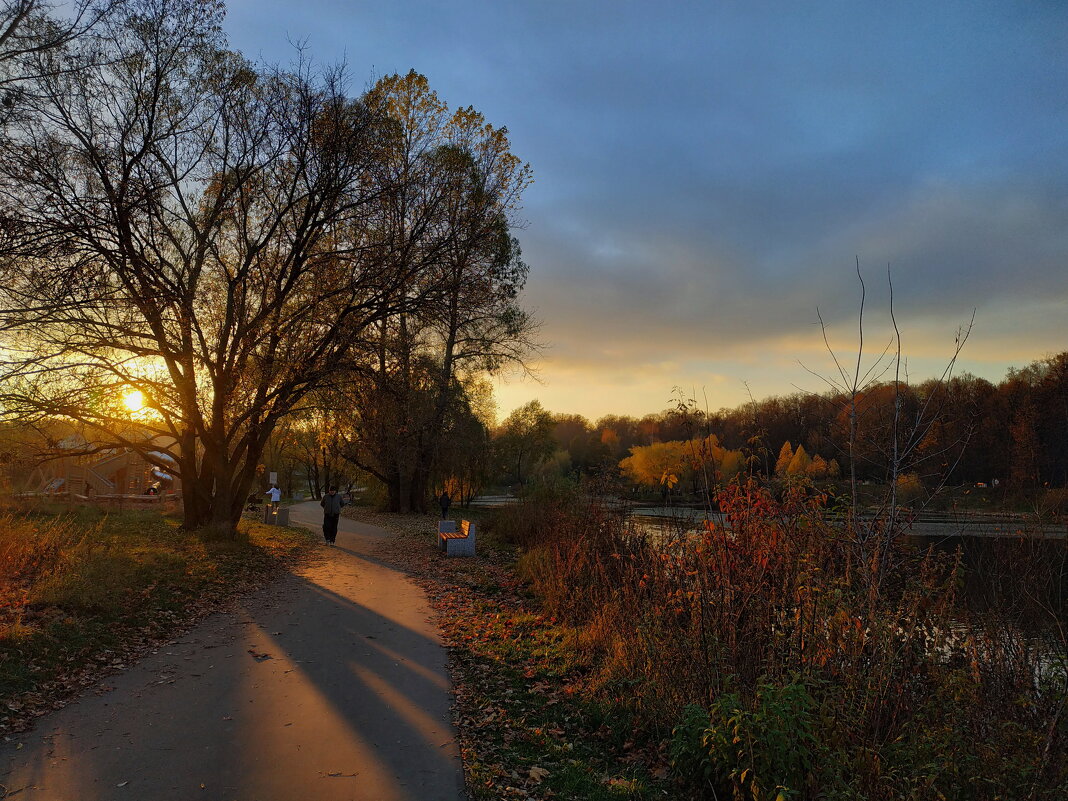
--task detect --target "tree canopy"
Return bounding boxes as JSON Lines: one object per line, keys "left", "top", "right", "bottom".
{"left": 0, "top": 0, "right": 534, "bottom": 531}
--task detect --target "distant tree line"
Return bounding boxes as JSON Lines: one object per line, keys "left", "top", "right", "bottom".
{"left": 491, "top": 352, "right": 1068, "bottom": 496}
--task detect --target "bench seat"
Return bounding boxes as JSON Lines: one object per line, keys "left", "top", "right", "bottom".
{"left": 438, "top": 519, "right": 475, "bottom": 557}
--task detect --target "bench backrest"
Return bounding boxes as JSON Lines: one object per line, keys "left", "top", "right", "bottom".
{"left": 461, "top": 520, "right": 473, "bottom": 537}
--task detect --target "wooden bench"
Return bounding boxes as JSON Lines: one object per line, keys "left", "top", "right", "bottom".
{"left": 438, "top": 519, "right": 475, "bottom": 557}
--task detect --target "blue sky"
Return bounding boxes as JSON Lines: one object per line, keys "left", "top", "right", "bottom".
{"left": 226, "top": 0, "right": 1068, "bottom": 421}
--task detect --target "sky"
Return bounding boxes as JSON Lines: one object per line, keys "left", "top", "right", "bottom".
{"left": 226, "top": 0, "right": 1068, "bottom": 422}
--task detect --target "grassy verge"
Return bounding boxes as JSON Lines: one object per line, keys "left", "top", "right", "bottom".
{"left": 0, "top": 505, "right": 317, "bottom": 732}
{"left": 343, "top": 506, "right": 674, "bottom": 800}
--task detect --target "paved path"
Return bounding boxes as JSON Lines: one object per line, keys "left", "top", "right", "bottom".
{"left": 0, "top": 503, "right": 466, "bottom": 800}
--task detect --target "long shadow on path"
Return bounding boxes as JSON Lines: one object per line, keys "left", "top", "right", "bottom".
{"left": 0, "top": 503, "right": 466, "bottom": 801}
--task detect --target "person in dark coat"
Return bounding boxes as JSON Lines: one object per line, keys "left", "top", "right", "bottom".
{"left": 320, "top": 486, "right": 345, "bottom": 545}
{"left": 438, "top": 490, "right": 451, "bottom": 520}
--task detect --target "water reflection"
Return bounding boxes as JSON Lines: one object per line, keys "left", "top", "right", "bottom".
{"left": 908, "top": 535, "right": 1068, "bottom": 623}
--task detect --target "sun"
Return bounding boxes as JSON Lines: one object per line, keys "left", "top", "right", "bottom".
{"left": 123, "top": 390, "right": 144, "bottom": 413}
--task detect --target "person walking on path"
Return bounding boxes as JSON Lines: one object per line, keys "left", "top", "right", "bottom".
{"left": 320, "top": 486, "right": 345, "bottom": 545}
{"left": 438, "top": 490, "right": 451, "bottom": 520}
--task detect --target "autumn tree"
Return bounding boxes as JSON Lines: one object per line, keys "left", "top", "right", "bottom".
{"left": 551, "top": 414, "right": 595, "bottom": 470}
{"left": 806, "top": 453, "right": 828, "bottom": 480}
{"left": 336, "top": 72, "right": 535, "bottom": 513}
{"left": 265, "top": 402, "right": 358, "bottom": 500}
{"left": 1009, "top": 400, "right": 1041, "bottom": 489}
{"left": 619, "top": 440, "right": 689, "bottom": 498}
{"left": 774, "top": 441, "right": 794, "bottom": 476}
{"left": 621, "top": 435, "right": 744, "bottom": 498}
{"left": 0, "top": 0, "right": 437, "bottom": 534}
{"left": 786, "top": 444, "right": 811, "bottom": 476}
{"left": 494, "top": 400, "right": 555, "bottom": 485}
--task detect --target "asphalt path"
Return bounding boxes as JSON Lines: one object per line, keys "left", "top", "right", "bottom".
{"left": 0, "top": 502, "right": 466, "bottom": 801}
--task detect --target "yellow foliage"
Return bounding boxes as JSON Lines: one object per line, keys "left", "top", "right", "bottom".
{"left": 620, "top": 441, "right": 689, "bottom": 488}
{"left": 806, "top": 454, "right": 828, "bottom": 480}
{"left": 620, "top": 435, "right": 745, "bottom": 488}
{"left": 896, "top": 472, "right": 924, "bottom": 502}
{"left": 774, "top": 441, "right": 794, "bottom": 476}
{"left": 786, "top": 444, "right": 811, "bottom": 476}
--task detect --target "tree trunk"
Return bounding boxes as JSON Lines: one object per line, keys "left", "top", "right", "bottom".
{"left": 178, "top": 437, "right": 263, "bottom": 538}
{"left": 385, "top": 475, "right": 409, "bottom": 513}
{"left": 408, "top": 468, "right": 430, "bottom": 514}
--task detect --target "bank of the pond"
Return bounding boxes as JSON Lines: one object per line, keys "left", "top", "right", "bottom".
{"left": 341, "top": 504, "right": 676, "bottom": 800}
{"left": 0, "top": 507, "right": 318, "bottom": 732}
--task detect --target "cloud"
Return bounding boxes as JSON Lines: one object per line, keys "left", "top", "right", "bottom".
{"left": 221, "top": 0, "right": 1068, "bottom": 419}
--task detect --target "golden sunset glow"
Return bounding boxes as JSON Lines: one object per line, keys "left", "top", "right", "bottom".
{"left": 122, "top": 390, "right": 144, "bottom": 413}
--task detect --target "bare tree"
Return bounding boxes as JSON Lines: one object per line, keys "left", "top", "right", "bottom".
{"left": 337, "top": 73, "right": 537, "bottom": 513}
{"left": 805, "top": 261, "right": 973, "bottom": 581}
{"left": 1, "top": 0, "right": 116, "bottom": 91}
{"left": 0, "top": 0, "right": 441, "bottom": 534}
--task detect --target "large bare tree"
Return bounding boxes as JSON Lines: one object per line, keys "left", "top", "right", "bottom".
{"left": 0, "top": 0, "right": 444, "bottom": 533}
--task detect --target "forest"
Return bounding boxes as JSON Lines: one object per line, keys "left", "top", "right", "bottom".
{"left": 209, "top": 348, "right": 1068, "bottom": 514}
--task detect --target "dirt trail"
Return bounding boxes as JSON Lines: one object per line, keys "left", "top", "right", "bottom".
{"left": 0, "top": 502, "right": 466, "bottom": 801}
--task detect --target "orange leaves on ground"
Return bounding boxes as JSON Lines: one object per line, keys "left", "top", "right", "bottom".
{"left": 347, "top": 506, "right": 668, "bottom": 800}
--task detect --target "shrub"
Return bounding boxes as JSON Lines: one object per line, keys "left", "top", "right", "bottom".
{"left": 484, "top": 481, "right": 582, "bottom": 550}
{"left": 704, "top": 680, "right": 819, "bottom": 800}
{"left": 669, "top": 703, "right": 717, "bottom": 791}
{"left": 895, "top": 472, "right": 925, "bottom": 504}
{"left": 502, "top": 478, "right": 1068, "bottom": 798}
